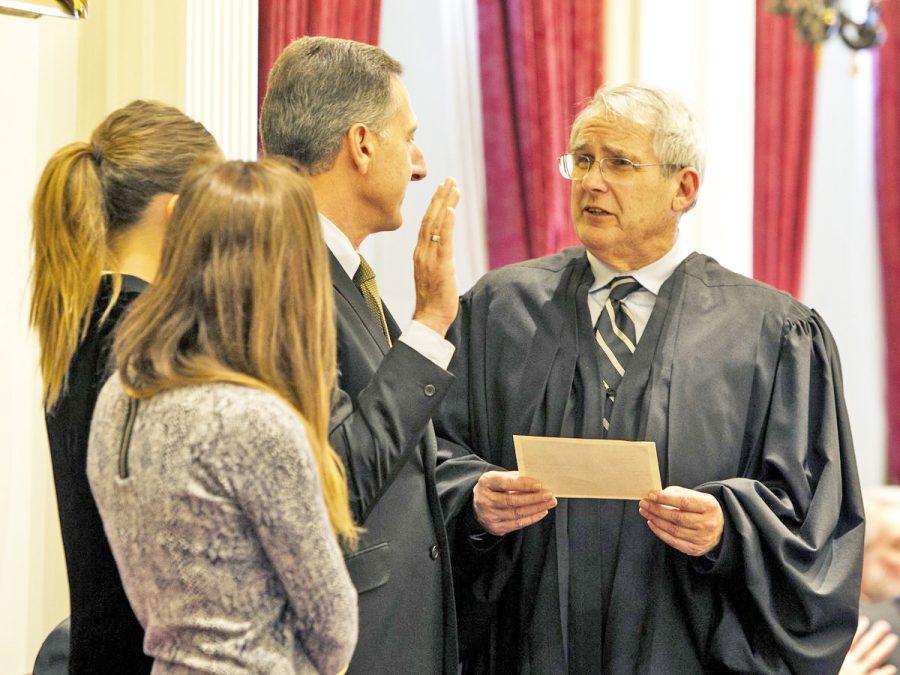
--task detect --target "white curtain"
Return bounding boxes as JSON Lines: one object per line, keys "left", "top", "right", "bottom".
{"left": 801, "top": 14, "right": 884, "bottom": 486}
{"left": 630, "top": 0, "right": 756, "bottom": 277}
{"left": 364, "top": 0, "right": 488, "bottom": 323}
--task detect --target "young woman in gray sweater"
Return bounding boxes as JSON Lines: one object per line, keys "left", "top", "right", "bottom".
{"left": 88, "top": 158, "right": 359, "bottom": 674}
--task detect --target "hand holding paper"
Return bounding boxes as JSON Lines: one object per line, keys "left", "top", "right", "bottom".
{"left": 473, "top": 471, "right": 558, "bottom": 536}
{"left": 639, "top": 486, "right": 724, "bottom": 556}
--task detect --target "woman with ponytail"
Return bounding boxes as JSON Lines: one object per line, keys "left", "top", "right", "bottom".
{"left": 31, "top": 100, "right": 220, "bottom": 673}
{"left": 87, "top": 159, "right": 358, "bottom": 674}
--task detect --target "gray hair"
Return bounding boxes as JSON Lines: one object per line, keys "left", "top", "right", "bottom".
{"left": 570, "top": 83, "right": 706, "bottom": 180}
{"left": 259, "top": 36, "right": 402, "bottom": 174}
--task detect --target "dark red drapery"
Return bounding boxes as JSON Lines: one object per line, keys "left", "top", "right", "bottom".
{"left": 752, "top": 3, "right": 818, "bottom": 297}
{"left": 478, "top": 0, "right": 603, "bottom": 269}
{"left": 876, "top": 1, "right": 900, "bottom": 481}
{"left": 258, "top": 0, "right": 382, "bottom": 124}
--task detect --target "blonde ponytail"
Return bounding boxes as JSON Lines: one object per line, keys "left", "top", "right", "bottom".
{"left": 29, "top": 100, "right": 220, "bottom": 410}
{"left": 30, "top": 142, "right": 116, "bottom": 409}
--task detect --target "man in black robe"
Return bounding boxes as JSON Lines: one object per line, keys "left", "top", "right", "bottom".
{"left": 436, "top": 83, "right": 864, "bottom": 673}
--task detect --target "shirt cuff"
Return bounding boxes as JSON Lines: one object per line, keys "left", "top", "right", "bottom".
{"left": 398, "top": 320, "right": 455, "bottom": 370}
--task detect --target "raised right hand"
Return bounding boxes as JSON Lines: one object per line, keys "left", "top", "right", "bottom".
{"left": 412, "top": 177, "right": 460, "bottom": 337}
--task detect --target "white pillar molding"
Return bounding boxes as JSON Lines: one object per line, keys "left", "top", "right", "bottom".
{"left": 186, "top": 0, "right": 259, "bottom": 160}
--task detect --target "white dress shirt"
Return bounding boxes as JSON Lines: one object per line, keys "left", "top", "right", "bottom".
{"left": 586, "top": 233, "right": 690, "bottom": 342}
{"left": 320, "top": 214, "right": 455, "bottom": 369}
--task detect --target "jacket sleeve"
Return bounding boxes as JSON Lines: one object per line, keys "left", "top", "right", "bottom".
{"left": 432, "top": 302, "right": 498, "bottom": 529}
{"left": 329, "top": 340, "right": 454, "bottom": 523}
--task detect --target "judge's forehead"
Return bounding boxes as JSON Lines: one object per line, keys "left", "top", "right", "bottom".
{"left": 569, "top": 116, "right": 653, "bottom": 154}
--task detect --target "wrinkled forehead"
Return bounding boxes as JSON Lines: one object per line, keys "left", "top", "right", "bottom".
{"left": 568, "top": 114, "right": 655, "bottom": 157}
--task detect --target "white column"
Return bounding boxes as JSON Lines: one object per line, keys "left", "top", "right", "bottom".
{"left": 186, "top": 0, "right": 259, "bottom": 160}
{"left": 0, "top": 14, "right": 77, "bottom": 673}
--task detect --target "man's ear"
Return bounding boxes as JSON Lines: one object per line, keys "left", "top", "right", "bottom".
{"left": 346, "top": 123, "right": 375, "bottom": 174}
{"left": 671, "top": 167, "right": 700, "bottom": 213}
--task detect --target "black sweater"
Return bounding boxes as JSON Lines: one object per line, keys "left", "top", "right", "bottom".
{"left": 45, "top": 274, "right": 152, "bottom": 674}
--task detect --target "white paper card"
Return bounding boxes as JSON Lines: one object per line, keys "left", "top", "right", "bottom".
{"left": 513, "top": 434, "right": 662, "bottom": 500}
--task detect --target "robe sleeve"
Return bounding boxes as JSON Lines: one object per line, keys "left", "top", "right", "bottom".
{"left": 691, "top": 310, "right": 864, "bottom": 673}
{"left": 432, "top": 292, "right": 521, "bottom": 658}
{"left": 434, "top": 292, "right": 504, "bottom": 529}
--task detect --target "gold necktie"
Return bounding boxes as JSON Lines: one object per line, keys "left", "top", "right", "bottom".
{"left": 353, "top": 255, "right": 392, "bottom": 347}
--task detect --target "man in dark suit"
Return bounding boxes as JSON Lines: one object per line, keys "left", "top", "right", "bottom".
{"left": 258, "top": 36, "right": 553, "bottom": 674}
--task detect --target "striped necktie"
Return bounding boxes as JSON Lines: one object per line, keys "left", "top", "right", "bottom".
{"left": 594, "top": 276, "right": 642, "bottom": 433}
{"left": 353, "top": 255, "right": 392, "bottom": 347}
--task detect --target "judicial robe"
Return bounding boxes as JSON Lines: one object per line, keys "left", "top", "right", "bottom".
{"left": 435, "top": 248, "right": 864, "bottom": 673}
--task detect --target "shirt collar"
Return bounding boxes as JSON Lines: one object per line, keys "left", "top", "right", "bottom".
{"left": 586, "top": 230, "right": 689, "bottom": 296}
{"left": 320, "top": 213, "right": 360, "bottom": 279}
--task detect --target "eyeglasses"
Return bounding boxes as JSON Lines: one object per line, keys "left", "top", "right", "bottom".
{"left": 557, "top": 153, "right": 680, "bottom": 181}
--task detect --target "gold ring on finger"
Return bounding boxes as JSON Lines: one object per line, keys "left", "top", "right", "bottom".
{"left": 430, "top": 233, "right": 441, "bottom": 242}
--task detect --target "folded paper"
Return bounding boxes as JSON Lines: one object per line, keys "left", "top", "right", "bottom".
{"left": 513, "top": 434, "right": 662, "bottom": 499}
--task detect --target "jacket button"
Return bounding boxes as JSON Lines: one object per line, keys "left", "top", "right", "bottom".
{"left": 424, "top": 384, "right": 436, "bottom": 397}
{"left": 429, "top": 544, "right": 440, "bottom": 560}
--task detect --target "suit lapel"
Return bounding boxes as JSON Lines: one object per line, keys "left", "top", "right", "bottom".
{"left": 330, "top": 252, "right": 437, "bottom": 469}
{"left": 384, "top": 304, "right": 402, "bottom": 344}
{"left": 330, "top": 253, "right": 391, "bottom": 355}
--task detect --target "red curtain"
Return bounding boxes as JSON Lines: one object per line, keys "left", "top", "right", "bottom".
{"left": 752, "top": 4, "right": 818, "bottom": 297}
{"left": 478, "top": 0, "right": 603, "bottom": 269}
{"left": 876, "top": 1, "right": 900, "bottom": 481}
{"left": 258, "top": 0, "right": 382, "bottom": 122}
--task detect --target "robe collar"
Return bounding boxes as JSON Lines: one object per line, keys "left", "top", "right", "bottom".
{"left": 585, "top": 230, "right": 689, "bottom": 296}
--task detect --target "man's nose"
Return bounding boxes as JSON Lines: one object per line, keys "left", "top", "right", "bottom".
{"left": 410, "top": 143, "right": 427, "bottom": 182}
{"left": 581, "top": 161, "right": 609, "bottom": 191}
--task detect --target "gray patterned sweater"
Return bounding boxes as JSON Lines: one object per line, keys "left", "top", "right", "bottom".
{"left": 87, "top": 378, "right": 358, "bottom": 674}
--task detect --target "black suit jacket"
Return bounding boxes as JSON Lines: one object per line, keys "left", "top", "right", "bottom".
{"left": 327, "top": 253, "right": 459, "bottom": 675}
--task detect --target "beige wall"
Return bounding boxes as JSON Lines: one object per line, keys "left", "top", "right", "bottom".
{"left": 0, "top": 3, "right": 187, "bottom": 671}
{"left": 76, "top": 1, "right": 187, "bottom": 139}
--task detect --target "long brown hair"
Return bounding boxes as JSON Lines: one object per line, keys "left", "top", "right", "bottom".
{"left": 30, "top": 100, "right": 220, "bottom": 409}
{"left": 114, "top": 158, "right": 358, "bottom": 546}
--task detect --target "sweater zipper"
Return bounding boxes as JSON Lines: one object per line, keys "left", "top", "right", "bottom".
{"left": 117, "top": 397, "right": 140, "bottom": 479}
